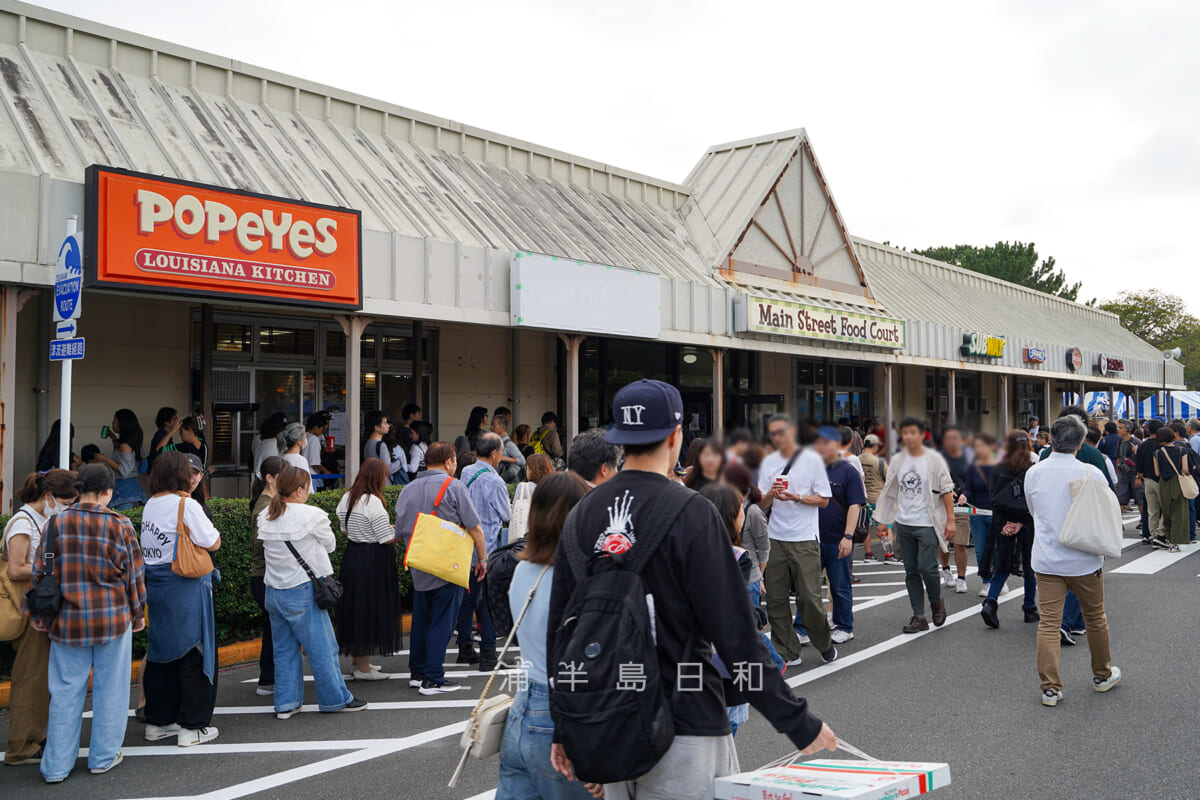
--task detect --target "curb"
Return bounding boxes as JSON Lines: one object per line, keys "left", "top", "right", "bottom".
{"left": 0, "top": 613, "right": 414, "bottom": 709}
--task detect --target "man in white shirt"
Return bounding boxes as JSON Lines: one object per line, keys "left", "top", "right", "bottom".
{"left": 873, "top": 417, "right": 956, "bottom": 633}
{"left": 758, "top": 415, "right": 838, "bottom": 666}
{"left": 1025, "top": 414, "right": 1121, "bottom": 707}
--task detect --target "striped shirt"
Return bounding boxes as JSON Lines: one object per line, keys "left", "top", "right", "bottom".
{"left": 30, "top": 503, "right": 146, "bottom": 646}
{"left": 334, "top": 492, "right": 394, "bottom": 544}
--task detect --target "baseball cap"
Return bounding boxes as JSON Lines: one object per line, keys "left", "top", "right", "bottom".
{"left": 605, "top": 379, "right": 685, "bottom": 446}
{"left": 864, "top": 434, "right": 881, "bottom": 446}
{"left": 184, "top": 453, "right": 204, "bottom": 473}
{"left": 815, "top": 425, "right": 842, "bottom": 443}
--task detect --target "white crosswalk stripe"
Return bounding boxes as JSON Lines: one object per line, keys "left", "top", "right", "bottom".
{"left": 1111, "top": 541, "right": 1200, "bottom": 574}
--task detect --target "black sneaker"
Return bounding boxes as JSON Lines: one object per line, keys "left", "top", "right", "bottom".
{"left": 1060, "top": 627, "right": 1077, "bottom": 646}
{"left": 863, "top": 552, "right": 879, "bottom": 562}
{"left": 419, "top": 679, "right": 462, "bottom": 696}
{"left": 456, "top": 644, "right": 480, "bottom": 664}
{"left": 1024, "top": 608, "right": 1040, "bottom": 623}
{"left": 819, "top": 645, "right": 838, "bottom": 664}
{"left": 980, "top": 599, "right": 999, "bottom": 629}
{"left": 335, "top": 697, "right": 368, "bottom": 712}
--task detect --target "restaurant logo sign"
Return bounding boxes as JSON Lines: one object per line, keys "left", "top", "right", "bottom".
{"left": 84, "top": 166, "right": 362, "bottom": 309}
{"left": 1023, "top": 347, "right": 1047, "bottom": 364}
{"left": 961, "top": 332, "right": 1006, "bottom": 359}
{"left": 1066, "top": 347, "right": 1084, "bottom": 372}
{"left": 1097, "top": 354, "right": 1125, "bottom": 376}
{"left": 734, "top": 295, "right": 905, "bottom": 348}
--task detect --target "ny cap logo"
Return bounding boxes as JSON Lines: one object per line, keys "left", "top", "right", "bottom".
{"left": 621, "top": 404, "right": 647, "bottom": 425}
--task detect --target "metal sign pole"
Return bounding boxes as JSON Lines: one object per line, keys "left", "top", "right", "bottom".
{"left": 58, "top": 216, "right": 77, "bottom": 470}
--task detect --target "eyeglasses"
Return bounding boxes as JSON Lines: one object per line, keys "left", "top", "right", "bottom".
{"left": 767, "top": 428, "right": 789, "bottom": 438}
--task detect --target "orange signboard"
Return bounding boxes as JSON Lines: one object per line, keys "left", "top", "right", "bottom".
{"left": 84, "top": 165, "right": 361, "bottom": 309}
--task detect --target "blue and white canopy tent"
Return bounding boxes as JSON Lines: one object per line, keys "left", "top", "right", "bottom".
{"left": 1081, "top": 391, "right": 1200, "bottom": 420}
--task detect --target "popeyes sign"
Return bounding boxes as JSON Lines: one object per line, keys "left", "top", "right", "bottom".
{"left": 84, "top": 166, "right": 361, "bottom": 309}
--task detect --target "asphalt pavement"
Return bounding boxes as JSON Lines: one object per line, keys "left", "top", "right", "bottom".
{"left": 2, "top": 515, "right": 1199, "bottom": 799}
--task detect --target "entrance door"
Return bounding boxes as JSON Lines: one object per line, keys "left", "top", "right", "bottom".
{"left": 733, "top": 394, "right": 786, "bottom": 439}
{"left": 681, "top": 392, "right": 713, "bottom": 437}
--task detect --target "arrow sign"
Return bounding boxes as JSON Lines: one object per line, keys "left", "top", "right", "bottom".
{"left": 56, "top": 320, "right": 77, "bottom": 339}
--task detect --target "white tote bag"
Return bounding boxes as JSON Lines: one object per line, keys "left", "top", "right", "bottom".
{"left": 508, "top": 481, "right": 535, "bottom": 542}
{"left": 1058, "top": 472, "right": 1124, "bottom": 558}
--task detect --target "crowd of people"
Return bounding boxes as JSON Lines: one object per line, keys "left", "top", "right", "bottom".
{"left": 5, "top": 385, "right": 1156, "bottom": 795}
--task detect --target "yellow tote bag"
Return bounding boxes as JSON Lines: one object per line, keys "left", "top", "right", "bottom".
{"left": 405, "top": 476, "right": 474, "bottom": 588}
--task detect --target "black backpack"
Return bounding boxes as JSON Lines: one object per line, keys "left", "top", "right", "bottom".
{"left": 549, "top": 485, "right": 695, "bottom": 785}
{"left": 25, "top": 516, "right": 63, "bottom": 620}
{"left": 485, "top": 537, "right": 526, "bottom": 638}
{"left": 990, "top": 468, "right": 1029, "bottom": 518}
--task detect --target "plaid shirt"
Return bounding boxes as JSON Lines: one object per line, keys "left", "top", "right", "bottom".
{"left": 30, "top": 503, "right": 146, "bottom": 647}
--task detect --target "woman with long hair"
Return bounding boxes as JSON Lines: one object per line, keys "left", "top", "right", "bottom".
{"left": 35, "top": 420, "right": 77, "bottom": 471}
{"left": 140, "top": 452, "right": 222, "bottom": 747}
{"left": 684, "top": 437, "right": 726, "bottom": 492}
{"left": 981, "top": 430, "right": 1038, "bottom": 628}
{"left": 33, "top": 465, "right": 145, "bottom": 782}
{"left": 524, "top": 453, "right": 554, "bottom": 485}
{"left": 257, "top": 466, "right": 365, "bottom": 718}
{"left": 496, "top": 471, "right": 593, "bottom": 800}
{"left": 93, "top": 408, "right": 147, "bottom": 510}
{"left": 406, "top": 420, "right": 434, "bottom": 479}
{"left": 249, "top": 456, "right": 286, "bottom": 696}
{"left": 2, "top": 470, "right": 76, "bottom": 767}
{"left": 456, "top": 406, "right": 489, "bottom": 456}
{"left": 334, "top": 458, "right": 400, "bottom": 680}
{"left": 252, "top": 413, "right": 287, "bottom": 478}
{"left": 722, "top": 462, "right": 768, "bottom": 605}
{"left": 363, "top": 409, "right": 407, "bottom": 484}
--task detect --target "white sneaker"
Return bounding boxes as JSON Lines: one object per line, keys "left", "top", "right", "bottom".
{"left": 1041, "top": 688, "right": 1064, "bottom": 707}
{"left": 977, "top": 585, "right": 990, "bottom": 597}
{"left": 1093, "top": 666, "right": 1122, "bottom": 693}
{"left": 831, "top": 629, "right": 854, "bottom": 644}
{"left": 353, "top": 669, "right": 390, "bottom": 681}
{"left": 785, "top": 656, "right": 803, "bottom": 667}
{"left": 89, "top": 751, "right": 123, "bottom": 774}
{"left": 955, "top": 577, "right": 968, "bottom": 594}
{"left": 255, "top": 685, "right": 275, "bottom": 696}
{"left": 941, "top": 569, "right": 955, "bottom": 587}
{"left": 796, "top": 633, "right": 812, "bottom": 645}
{"left": 276, "top": 707, "right": 302, "bottom": 720}
{"left": 177, "top": 727, "right": 218, "bottom": 747}
{"left": 144, "top": 723, "right": 181, "bottom": 742}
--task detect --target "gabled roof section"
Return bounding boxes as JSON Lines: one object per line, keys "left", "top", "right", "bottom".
{"left": 0, "top": 1, "right": 708, "bottom": 280}
{"left": 682, "top": 129, "right": 872, "bottom": 298}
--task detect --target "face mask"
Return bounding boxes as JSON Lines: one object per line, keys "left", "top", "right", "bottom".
{"left": 46, "top": 498, "right": 67, "bottom": 516}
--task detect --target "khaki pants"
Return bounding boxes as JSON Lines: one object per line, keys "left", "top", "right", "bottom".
{"left": 764, "top": 539, "right": 831, "bottom": 659}
{"left": 1144, "top": 478, "right": 1164, "bottom": 540}
{"left": 3, "top": 623, "right": 51, "bottom": 763}
{"left": 1035, "top": 571, "right": 1112, "bottom": 693}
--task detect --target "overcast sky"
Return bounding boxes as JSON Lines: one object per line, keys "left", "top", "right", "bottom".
{"left": 35, "top": 0, "right": 1200, "bottom": 305}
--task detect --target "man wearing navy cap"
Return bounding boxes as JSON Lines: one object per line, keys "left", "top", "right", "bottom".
{"left": 814, "top": 427, "right": 867, "bottom": 643}
{"left": 547, "top": 380, "right": 836, "bottom": 798}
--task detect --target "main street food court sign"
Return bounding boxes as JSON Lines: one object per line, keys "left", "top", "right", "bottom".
{"left": 734, "top": 294, "right": 905, "bottom": 349}
{"left": 84, "top": 166, "right": 362, "bottom": 309}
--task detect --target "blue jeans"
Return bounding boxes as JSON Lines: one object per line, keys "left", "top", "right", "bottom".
{"left": 987, "top": 528, "right": 1036, "bottom": 611}
{"left": 1062, "top": 591, "right": 1085, "bottom": 632}
{"left": 970, "top": 516, "right": 992, "bottom": 580}
{"left": 266, "top": 583, "right": 354, "bottom": 713}
{"left": 820, "top": 540, "right": 853, "bottom": 633}
{"left": 42, "top": 626, "right": 132, "bottom": 781}
{"left": 411, "top": 583, "right": 465, "bottom": 684}
{"left": 496, "top": 682, "right": 592, "bottom": 800}
{"left": 456, "top": 569, "right": 495, "bottom": 650}
{"left": 747, "top": 582, "right": 785, "bottom": 671}
{"left": 1189, "top": 499, "right": 1196, "bottom": 541}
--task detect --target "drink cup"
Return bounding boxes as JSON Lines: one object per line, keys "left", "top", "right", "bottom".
{"left": 325, "top": 434, "right": 335, "bottom": 452}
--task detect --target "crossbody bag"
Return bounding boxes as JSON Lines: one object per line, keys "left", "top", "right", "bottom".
{"left": 284, "top": 540, "right": 343, "bottom": 610}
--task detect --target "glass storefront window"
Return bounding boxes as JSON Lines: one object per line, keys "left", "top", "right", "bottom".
{"left": 260, "top": 327, "right": 315, "bottom": 357}
{"left": 215, "top": 323, "right": 250, "bottom": 353}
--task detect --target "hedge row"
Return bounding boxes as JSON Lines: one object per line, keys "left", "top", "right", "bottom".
{"left": 0, "top": 486, "right": 410, "bottom": 681}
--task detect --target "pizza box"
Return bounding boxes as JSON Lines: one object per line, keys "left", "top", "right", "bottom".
{"left": 714, "top": 760, "right": 951, "bottom": 800}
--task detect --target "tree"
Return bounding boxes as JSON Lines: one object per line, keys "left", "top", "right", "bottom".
{"left": 913, "top": 241, "right": 1082, "bottom": 301}
{"left": 1100, "top": 290, "right": 1200, "bottom": 389}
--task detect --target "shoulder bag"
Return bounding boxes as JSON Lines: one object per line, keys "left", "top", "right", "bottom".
{"left": 448, "top": 564, "right": 550, "bottom": 787}
{"left": 284, "top": 540, "right": 343, "bottom": 610}
{"left": 405, "top": 477, "right": 475, "bottom": 588}
{"left": 1162, "top": 448, "right": 1200, "bottom": 500}
{"left": 171, "top": 495, "right": 216, "bottom": 578}
{"left": 0, "top": 510, "right": 39, "bottom": 641}
{"left": 24, "top": 515, "right": 63, "bottom": 621}
{"left": 1058, "top": 469, "right": 1124, "bottom": 558}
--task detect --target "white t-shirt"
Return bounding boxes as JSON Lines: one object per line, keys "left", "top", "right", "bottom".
{"left": 283, "top": 453, "right": 312, "bottom": 474}
{"left": 140, "top": 494, "right": 221, "bottom": 566}
{"left": 252, "top": 436, "right": 280, "bottom": 478}
{"left": 301, "top": 434, "right": 324, "bottom": 469}
{"left": 757, "top": 448, "right": 831, "bottom": 542}
{"left": 3, "top": 505, "right": 48, "bottom": 562}
{"left": 895, "top": 453, "right": 933, "bottom": 526}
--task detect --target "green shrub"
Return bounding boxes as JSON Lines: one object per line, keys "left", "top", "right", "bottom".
{"left": 0, "top": 486, "right": 411, "bottom": 680}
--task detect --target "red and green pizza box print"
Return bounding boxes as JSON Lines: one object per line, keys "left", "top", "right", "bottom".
{"left": 714, "top": 760, "right": 951, "bottom": 800}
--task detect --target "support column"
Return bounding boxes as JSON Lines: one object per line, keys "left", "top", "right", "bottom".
{"left": 558, "top": 334, "right": 583, "bottom": 444}
{"left": 412, "top": 320, "right": 424, "bottom": 422}
{"left": 1078, "top": 382, "right": 1085, "bottom": 412}
{"left": 1131, "top": 387, "right": 1139, "bottom": 422}
{"left": 998, "top": 373, "right": 1010, "bottom": 434}
{"left": 882, "top": 363, "right": 895, "bottom": 455}
{"left": 338, "top": 315, "right": 373, "bottom": 484}
{"left": 711, "top": 348, "right": 726, "bottom": 441}
{"left": 1, "top": 287, "right": 18, "bottom": 513}
{"left": 200, "top": 304, "right": 214, "bottom": 428}
{"left": 946, "top": 368, "right": 957, "bottom": 426}
{"left": 1108, "top": 387, "right": 1116, "bottom": 421}
{"left": 511, "top": 329, "right": 521, "bottom": 428}
{"left": 35, "top": 291, "right": 49, "bottom": 452}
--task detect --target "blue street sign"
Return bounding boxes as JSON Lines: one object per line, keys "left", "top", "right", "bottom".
{"left": 54, "top": 233, "right": 83, "bottom": 322}
{"left": 49, "top": 337, "right": 85, "bottom": 361}
{"left": 56, "top": 319, "right": 77, "bottom": 339}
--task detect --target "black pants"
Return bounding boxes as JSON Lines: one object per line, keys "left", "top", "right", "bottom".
{"left": 143, "top": 647, "right": 217, "bottom": 730}
{"left": 251, "top": 575, "right": 275, "bottom": 686}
